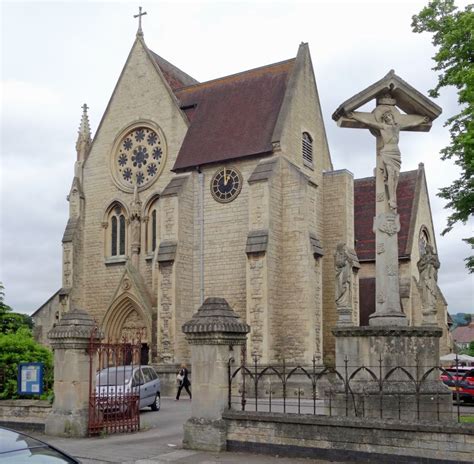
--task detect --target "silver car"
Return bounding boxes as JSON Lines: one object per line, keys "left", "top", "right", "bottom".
{"left": 95, "top": 365, "right": 161, "bottom": 411}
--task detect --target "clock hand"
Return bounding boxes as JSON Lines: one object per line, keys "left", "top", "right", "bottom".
{"left": 224, "top": 168, "right": 227, "bottom": 186}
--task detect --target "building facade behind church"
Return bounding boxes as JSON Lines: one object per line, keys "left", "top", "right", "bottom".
{"left": 33, "top": 31, "right": 452, "bottom": 373}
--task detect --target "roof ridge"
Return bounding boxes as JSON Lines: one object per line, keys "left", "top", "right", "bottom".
{"left": 355, "top": 168, "right": 418, "bottom": 182}
{"left": 175, "top": 57, "right": 296, "bottom": 92}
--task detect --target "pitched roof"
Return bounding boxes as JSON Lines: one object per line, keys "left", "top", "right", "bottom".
{"left": 149, "top": 51, "right": 199, "bottom": 90}
{"left": 332, "top": 69, "right": 442, "bottom": 125}
{"left": 452, "top": 323, "right": 474, "bottom": 344}
{"left": 150, "top": 52, "right": 295, "bottom": 171}
{"left": 354, "top": 169, "right": 419, "bottom": 261}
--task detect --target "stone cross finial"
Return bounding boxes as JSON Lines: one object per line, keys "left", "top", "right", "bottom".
{"left": 134, "top": 6, "right": 147, "bottom": 36}
{"left": 76, "top": 103, "right": 91, "bottom": 162}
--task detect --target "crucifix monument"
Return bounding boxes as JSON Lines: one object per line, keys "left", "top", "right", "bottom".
{"left": 333, "top": 70, "right": 440, "bottom": 327}
{"left": 331, "top": 71, "right": 451, "bottom": 421}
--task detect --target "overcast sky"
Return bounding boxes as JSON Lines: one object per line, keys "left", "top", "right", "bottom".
{"left": 1, "top": 0, "right": 472, "bottom": 315}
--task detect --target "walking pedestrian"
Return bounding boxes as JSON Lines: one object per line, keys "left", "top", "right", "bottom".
{"left": 176, "top": 363, "right": 192, "bottom": 400}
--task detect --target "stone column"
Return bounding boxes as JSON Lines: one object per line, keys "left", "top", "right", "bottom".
{"left": 45, "top": 308, "right": 102, "bottom": 437}
{"left": 182, "top": 298, "right": 249, "bottom": 452}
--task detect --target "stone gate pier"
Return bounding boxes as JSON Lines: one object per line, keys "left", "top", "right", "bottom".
{"left": 182, "top": 297, "right": 249, "bottom": 451}
{"left": 45, "top": 308, "right": 102, "bottom": 437}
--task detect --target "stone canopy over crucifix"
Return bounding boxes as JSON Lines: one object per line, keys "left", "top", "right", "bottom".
{"left": 333, "top": 70, "right": 441, "bottom": 326}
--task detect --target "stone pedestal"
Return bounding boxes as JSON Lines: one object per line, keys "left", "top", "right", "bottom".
{"left": 182, "top": 298, "right": 249, "bottom": 452}
{"left": 45, "top": 308, "right": 101, "bottom": 437}
{"left": 333, "top": 326, "right": 452, "bottom": 421}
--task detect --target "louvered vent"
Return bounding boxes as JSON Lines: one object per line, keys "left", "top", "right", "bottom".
{"left": 302, "top": 132, "right": 313, "bottom": 166}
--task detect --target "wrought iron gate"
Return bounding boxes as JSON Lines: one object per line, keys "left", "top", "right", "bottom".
{"left": 88, "top": 329, "right": 143, "bottom": 436}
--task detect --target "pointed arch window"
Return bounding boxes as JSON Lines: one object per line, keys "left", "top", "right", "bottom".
{"left": 302, "top": 132, "right": 313, "bottom": 167}
{"left": 111, "top": 216, "right": 118, "bottom": 256}
{"left": 105, "top": 203, "right": 128, "bottom": 260}
{"left": 144, "top": 195, "right": 159, "bottom": 256}
{"left": 418, "top": 227, "right": 431, "bottom": 256}
{"left": 151, "top": 210, "right": 157, "bottom": 252}
{"left": 119, "top": 214, "right": 126, "bottom": 255}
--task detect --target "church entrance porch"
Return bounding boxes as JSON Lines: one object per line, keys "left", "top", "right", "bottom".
{"left": 102, "top": 293, "right": 152, "bottom": 365}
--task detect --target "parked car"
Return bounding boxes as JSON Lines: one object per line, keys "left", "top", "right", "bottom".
{"left": 95, "top": 365, "right": 161, "bottom": 411}
{"left": 0, "top": 426, "right": 79, "bottom": 463}
{"left": 440, "top": 367, "right": 474, "bottom": 403}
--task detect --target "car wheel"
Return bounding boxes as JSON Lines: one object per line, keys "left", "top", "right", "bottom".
{"left": 151, "top": 392, "right": 160, "bottom": 411}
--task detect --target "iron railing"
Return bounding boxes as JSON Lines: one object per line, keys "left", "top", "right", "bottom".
{"left": 228, "top": 351, "right": 474, "bottom": 424}
{"left": 88, "top": 328, "right": 143, "bottom": 436}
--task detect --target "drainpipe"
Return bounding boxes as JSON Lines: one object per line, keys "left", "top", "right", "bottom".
{"left": 198, "top": 168, "right": 205, "bottom": 305}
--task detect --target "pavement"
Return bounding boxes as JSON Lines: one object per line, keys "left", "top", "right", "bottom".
{"left": 31, "top": 397, "right": 347, "bottom": 463}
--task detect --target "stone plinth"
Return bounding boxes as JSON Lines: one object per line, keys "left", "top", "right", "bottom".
{"left": 332, "top": 326, "right": 452, "bottom": 421}
{"left": 182, "top": 297, "right": 249, "bottom": 452}
{"left": 45, "top": 308, "right": 102, "bottom": 437}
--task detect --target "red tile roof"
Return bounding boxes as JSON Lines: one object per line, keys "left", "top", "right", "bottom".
{"left": 354, "top": 169, "right": 419, "bottom": 261}
{"left": 452, "top": 323, "right": 474, "bottom": 343}
{"left": 150, "top": 51, "right": 295, "bottom": 171}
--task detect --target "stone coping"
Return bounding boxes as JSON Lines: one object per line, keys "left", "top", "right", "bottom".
{"left": 223, "top": 409, "right": 474, "bottom": 435}
{"left": 332, "top": 326, "right": 442, "bottom": 338}
{"left": 0, "top": 400, "right": 51, "bottom": 408}
{"left": 183, "top": 298, "right": 250, "bottom": 335}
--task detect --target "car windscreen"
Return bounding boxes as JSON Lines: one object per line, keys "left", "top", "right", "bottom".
{"left": 96, "top": 367, "right": 133, "bottom": 386}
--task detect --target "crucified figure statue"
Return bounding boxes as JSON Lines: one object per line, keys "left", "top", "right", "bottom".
{"left": 347, "top": 108, "right": 428, "bottom": 210}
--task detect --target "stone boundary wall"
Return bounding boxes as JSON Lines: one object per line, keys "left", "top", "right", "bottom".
{"left": 152, "top": 363, "right": 189, "bottom": 396}
{"left": 0, "top": 400, "right": 51, "bottom": 432}
{"left": 223, "top": 410, "right": 474, "bottom": 463}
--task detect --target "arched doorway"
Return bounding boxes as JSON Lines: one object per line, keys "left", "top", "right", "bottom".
{"left": 102, "top": 293, "right": 152, "bottom": 364}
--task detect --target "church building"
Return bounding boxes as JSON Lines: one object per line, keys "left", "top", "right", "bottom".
{"left": 32, "top": 22, "right": 451, "bottom": 379}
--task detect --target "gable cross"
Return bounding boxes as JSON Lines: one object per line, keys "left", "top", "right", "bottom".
{"left": 134, "top": 6, "right": 147, "bottom": 35}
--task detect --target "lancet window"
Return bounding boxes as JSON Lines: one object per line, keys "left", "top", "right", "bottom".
{"left": 144, "top": 195, "right": 159, "bottom": 255}
{"left": 418, "top": 227, "right": 431, "bottom": 256}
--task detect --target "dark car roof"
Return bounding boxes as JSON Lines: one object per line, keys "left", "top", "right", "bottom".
{"left": 0, "top": 426, "right": 79, "bottom": 462}
{"left": 0, "top": 427, "right": 46, "bottom": 454}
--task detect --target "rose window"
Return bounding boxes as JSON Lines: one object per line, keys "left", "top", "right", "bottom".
{"left": 113, "top": 126, "right": 165, "bottom": 190}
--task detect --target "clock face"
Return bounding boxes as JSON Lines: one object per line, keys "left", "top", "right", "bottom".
{"left": 210, "top": 167, "right": 242, "bottom": 203}
{"left": 111, "top": 124, "right": 166, "bottom": 192}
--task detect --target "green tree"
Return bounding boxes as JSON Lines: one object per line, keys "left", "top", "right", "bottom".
{"left": 0, "top": 328, "right": 53, "bottom": 399}
{"left": 412, "top": 0, "right": 474, "bottom": 271}
{"left": 468, "top": 340, "right": 474, "bottom": 357}
{"left": 0, "top": 282, "right": 33, "bottom": 334}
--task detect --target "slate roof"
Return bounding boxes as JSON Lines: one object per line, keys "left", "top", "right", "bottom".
{"left": 149, "top": 51, "right": 199, "bottom": 90}
{"left": 150, "top": 50, "right": 295, "bottom": 171}
{"left": 354, "top": 169, "right": 419, "bottom": 261}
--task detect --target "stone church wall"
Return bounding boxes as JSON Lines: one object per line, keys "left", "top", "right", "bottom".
{"left": 322, "top": 169, "right": 355, "bottom": 365}
{"left": 79, "top": 37, "right": 189, "bottom": 327}
{"left": 196, "top": 159, "right": 257, "bottom": 322}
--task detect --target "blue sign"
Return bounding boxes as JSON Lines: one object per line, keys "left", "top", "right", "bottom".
{"left": 17, "top": 363, "right": 44, "bottom": 395}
